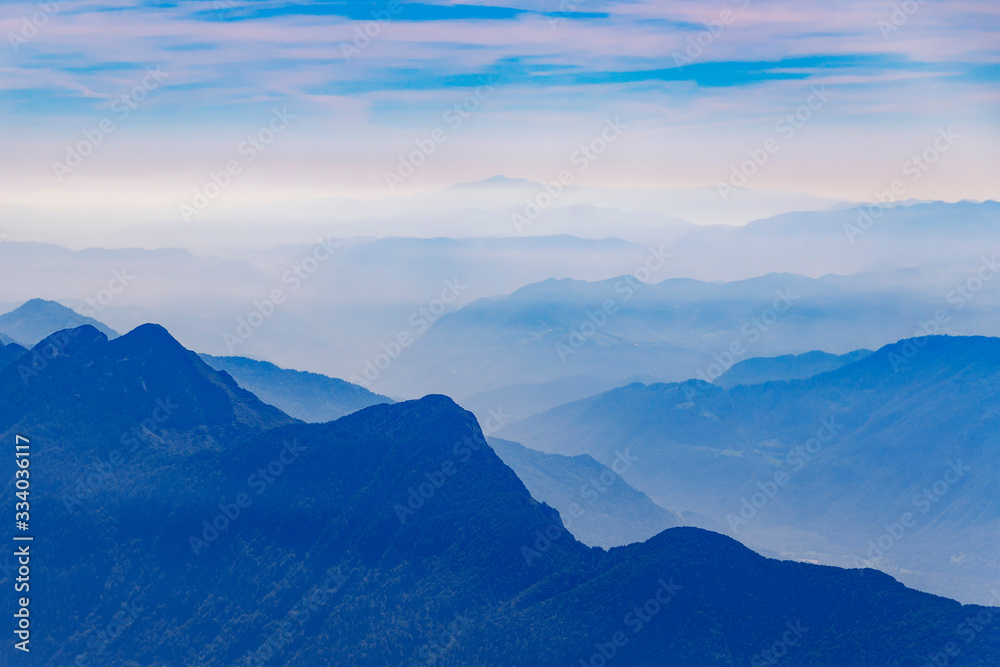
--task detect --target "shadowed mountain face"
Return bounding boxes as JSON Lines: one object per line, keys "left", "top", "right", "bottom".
{"left": 0, "top": 325, "right": 998, "bottom": 665}
{"left": 0, "top": 339, "right": 27, "bottom": 369}
{"left": 0, "top": 298, "right": 119, "bottom": 346}
{"left": 501, "top": 335, "right": 1000, "bottom": 604}
{"left": 488, "top": 437, "right": 685, "bottom": 548}
{"left": 199, "top": 353, "right": 394, "bottom": 423}
{"left": 714, "top": 349, "right": 873, "bottom": 389}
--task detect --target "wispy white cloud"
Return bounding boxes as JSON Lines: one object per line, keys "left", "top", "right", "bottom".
{"left": 0, "top": 0, "right": 996, "bottom": 219}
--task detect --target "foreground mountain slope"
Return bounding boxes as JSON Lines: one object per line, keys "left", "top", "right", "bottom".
{"left": 0, "top": 327, "right": 997, "bottom": 665}
{"left": 199, "top": 353, "right": 394, "bottom": 422}
{"left": 502, "top": 335, "right": 1000, "bottom": 604}
{"left": 0, "top": 298, "right": 118, "bottom": 346}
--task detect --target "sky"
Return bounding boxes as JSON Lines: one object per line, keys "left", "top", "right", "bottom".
{"left": 0, "top": 0, "right": 998, "bottom": 233}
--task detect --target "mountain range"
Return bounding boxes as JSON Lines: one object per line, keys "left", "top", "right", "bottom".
{"left": 487, "top": 437, "right": 689, "bottom": 548}
{"left": 199, "top": 354, "right": 394, "bottom": 423}
{"left": 3, "top": 200, "right": 1000, "bottom": 398}
{"left": 375, "top": 269, "right": 991, "bottom": 400}
{"left": 1, "top": 324, "right": 998, "bottom": 665}
{"left": 501, "top": 335, "right": 1000, "bottom": 604}
{"left": 714, "top": 349, "right": 873, "bottom": 389}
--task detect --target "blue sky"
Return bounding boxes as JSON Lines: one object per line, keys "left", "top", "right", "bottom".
{"left": 0, "top": 0, "right": 997, "bottom": 229}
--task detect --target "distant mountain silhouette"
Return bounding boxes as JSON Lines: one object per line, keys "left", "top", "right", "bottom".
{"left": 375, "top": 270, "right": 979, "bottom": 401}
{"left": 200, "top": 353, "right": 393, "bottom": 423}
{"left": 488, "top": 437, "right": 686, "bottom": 548}
{"left": 461, "top": 376, "right": 613, "bottom": 423}
{"left": 0, "top": 325, "right": 997, "bottom": 664}
{"left": 714, "top": 349, "right": 872, "bottom": 388}
{"left": 503, "top": 335, "right": 1000, "bottom": 604}
{"left": 0, "top": 298, "right": 118, "bottom": 346}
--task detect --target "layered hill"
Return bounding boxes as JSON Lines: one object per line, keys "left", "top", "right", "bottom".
{"left": 488, "top": 437, "right": 685, "bottom": 548}
{"left": 0, "top": 326, "right": 997, "bottom": 664}
{"left": 0, "top": 298, "right": 118, "bottom": 346}
{"left": 375, "top": 270, "right": 994, "bottom": 400}
{"left": 714, "top": 349, "right": 872, "bottom": 388}
{"left": 502, "top": 335, "right": 1000, "bottom": 603}
{"left": 200, "top": 353, "right": 393, "bottom": 423}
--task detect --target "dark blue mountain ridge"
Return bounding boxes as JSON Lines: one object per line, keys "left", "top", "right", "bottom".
{"left": 0, "top": 323, "right": 298, "bottom": 454}
{"left": 0, "top": 325, "right": 997, "bottom": 664}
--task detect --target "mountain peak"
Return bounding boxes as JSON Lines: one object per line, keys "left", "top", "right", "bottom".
{"left": 26, "top": 324, "right": 108, "bottom": 357}
{"left": 122, "top": 322, "right": 181, "bottom": 345}
{"left": 1, "top": 322, "right": 297, "bottom": 456}
{"left": 0, "top": 298, "right": 118, "bottom": 346}
{"left": 17, "top": 297, "right": 51, "bottom": 311}
{"left": 447, "top": 175, "right": 538, "bottom": 190}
